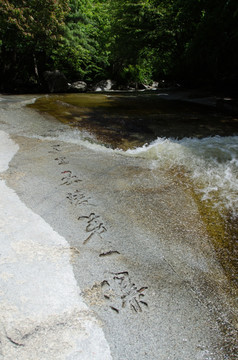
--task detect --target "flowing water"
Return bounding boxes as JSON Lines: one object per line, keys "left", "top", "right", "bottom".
{"left": 30, "top": 92, "right": 238, "bottom": 284}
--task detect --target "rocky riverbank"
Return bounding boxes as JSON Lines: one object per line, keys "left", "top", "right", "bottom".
{"left": 0, "top": 96, "right": 237, "bottom": 359}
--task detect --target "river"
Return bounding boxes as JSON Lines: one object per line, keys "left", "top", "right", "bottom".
{"left": 29, "top": 92, "right": 238, "bottom": 285}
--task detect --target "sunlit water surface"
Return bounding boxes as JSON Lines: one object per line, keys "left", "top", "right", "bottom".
{"left": 30, "top": 93, "right": 238, "bottom": 283}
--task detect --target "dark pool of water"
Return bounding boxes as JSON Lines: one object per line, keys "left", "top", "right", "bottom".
{"left": 30, "top": 92, "right": 238, "bottom": 149}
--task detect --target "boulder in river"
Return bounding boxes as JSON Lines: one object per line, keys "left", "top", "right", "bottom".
{"left": 69, "top": 81, "right": 87, "bottom": 93}
{"left": 93, "top": 79, "right": 116, "bottom": 92}
{"left": 43, "top": 70, "right": 69, "bottom": 93}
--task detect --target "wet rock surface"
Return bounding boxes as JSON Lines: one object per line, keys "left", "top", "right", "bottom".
{"left": 0, "top": 96, "right": 237, "bottom": 359}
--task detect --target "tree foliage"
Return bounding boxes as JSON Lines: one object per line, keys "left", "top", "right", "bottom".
{"left": 183, "top": 0, "right": 238, "bottom": 85}
{"left": 108, "top": 0, "right": 238, "bottom": 87}
{"left": 0, "top": 0, "right": 69, "bottom": 39}
{"left": 51, "top": 0, "right": 111, "bottom": 81}
{"left": 0, "top": 0, "right": 70, "bottom": 90}
{"left": 0, "top": 0, "right": 238, "bottom": 91}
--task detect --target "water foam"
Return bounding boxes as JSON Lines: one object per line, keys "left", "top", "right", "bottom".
{"left": 31, "top": 125, "right": 238, "bottom": 217}
{"left": 32, "top": 128, "right": 115, "bottom": 154}
{"left": 125, "top": 135, "right": 238, "bottom": 216}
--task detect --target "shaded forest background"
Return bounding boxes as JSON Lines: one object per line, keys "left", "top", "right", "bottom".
{"left": 0, "top": 0, "right": 238, "bottom": 93}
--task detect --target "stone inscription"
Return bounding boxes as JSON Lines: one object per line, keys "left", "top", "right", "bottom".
{"left": 48, "top": 144, "right": 61, "bottom": 153}
{"left": 66, "top": 189, "right": 93, "bottom": 207}
{"left": 61, "top": 171, "right": 82, "bottom": 186}
{"left": 55, "top": 156, "right": 69, "bottom": 165}
{"left": 78, "top": 212, "right": 107, "bottom": 244}
{"left": 48, "top": 143, "right": 148, "bottom": 313}
{"left": 101, "top": 272, "right": 148, "bottom": 313}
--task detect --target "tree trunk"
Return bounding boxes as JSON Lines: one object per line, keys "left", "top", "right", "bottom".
{"left": 33, "top": 53, "right": 40, "bottom": 85}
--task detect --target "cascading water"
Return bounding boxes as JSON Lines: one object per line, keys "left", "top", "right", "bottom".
{"left": 29, "top": 92, "right": 238, "bottom": 283}
{"left": 126, "top": 135, "right": 238, "bottom": 217}
{"left": 125, "top": 135, "right": 238, "bottom": 283}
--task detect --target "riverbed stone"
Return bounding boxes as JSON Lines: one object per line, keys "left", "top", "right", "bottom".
{"left": 0, "top": 95, "right": 237, "bottom": 359}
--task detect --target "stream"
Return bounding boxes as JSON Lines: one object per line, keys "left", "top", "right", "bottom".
{"left": 29, "top": 92, "right": 238, "bottom": 285}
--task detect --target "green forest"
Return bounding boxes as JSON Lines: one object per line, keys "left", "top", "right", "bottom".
{"left": 0, "top": 0, "right": 238, "bottom": 92}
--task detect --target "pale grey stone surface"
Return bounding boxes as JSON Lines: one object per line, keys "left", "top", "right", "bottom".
{"left": 0, "top": 95, "right": 237, "bottom": 359}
